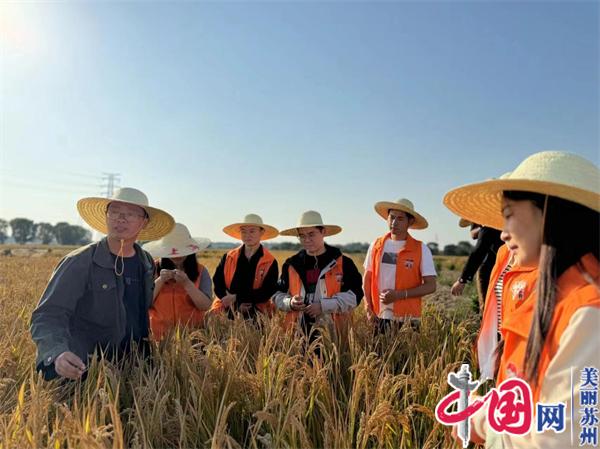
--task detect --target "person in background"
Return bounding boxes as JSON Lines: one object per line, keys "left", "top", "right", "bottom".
{"left": 451, "top": 218, "right": 503, "bottom": 314}
{"left": 144, "top": 223, "right": 212, "bottom": 340}
{"left": 363, "top": 198, "right": 436, "bottom": 333}
{"left": 211, "top": 214, "right": 279, "bottom": 320}
{"left": 273, "top": 210, "right": 363, "bottom": 337}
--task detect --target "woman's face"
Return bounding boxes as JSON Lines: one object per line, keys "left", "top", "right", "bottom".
{"left": 169, "top": 256, "right": 186, "bottom": 267}
{"left": 500, "top": 197, "right": 544, "bottom": 266}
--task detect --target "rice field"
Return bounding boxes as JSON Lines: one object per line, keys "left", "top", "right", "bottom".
{"left": 0, "top": 248, "right": 479, "bottom": 449}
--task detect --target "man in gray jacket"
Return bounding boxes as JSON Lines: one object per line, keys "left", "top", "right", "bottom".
{"left": 30, "top": 188, "right": 174, "bottom": 380}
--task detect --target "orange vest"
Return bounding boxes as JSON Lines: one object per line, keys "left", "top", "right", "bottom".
{"left": 369, "top": 233, "right": 424, "bottom": 318}
{"left": 149, "top": 262, "right": 207, "bottom": 340}
{"left": 498, "top": 253, "right": 600, "bottom": 403}
{"left": 477, "top": 244, "right": 512, "bottom": 378}
{"left": 283, "top": 256, "right": 348, "bottom": 330}
{"left": 210, "top": 245, "right": 276, "bottom": 315}
{"left": 480, "top": 244, "right": 511, "bottom": 326}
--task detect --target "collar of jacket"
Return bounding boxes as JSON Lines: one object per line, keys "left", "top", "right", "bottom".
{"left": 236, "top": 243, "right": 265, "bottom": 261}
{"left": 93, "top": 237, "right": 153, "bottom": 272}
{"left": 288, "top": 243, "right": 342, "bottom": 275}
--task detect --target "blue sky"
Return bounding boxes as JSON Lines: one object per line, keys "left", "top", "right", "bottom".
{"left": 1, "top": 1, "right": 598, "bottom": 246}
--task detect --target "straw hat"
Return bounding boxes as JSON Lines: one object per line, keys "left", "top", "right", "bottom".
{"left": 77, "top": 187, "right": 175, "bottom": 241}
{"left": 279, "top": 210, "right": 342, "bottom": 237}
{"left": 444, "top": 151, "right": 600, "bottom": 230}
{"left": 373, "top": 198, "right": 428, "bottom": 229}
{"left": 222, "top": 214, "right": 279, "bottom": 241}
{"left": 458, "top": 218, "right": 473, "bottom": 228}
{"left": 142, "top": 223, "right": 211, "bottom": 258}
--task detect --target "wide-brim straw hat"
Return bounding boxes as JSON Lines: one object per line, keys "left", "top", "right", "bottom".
{"left": 77, "top": 187, "right": 175, "bottom": 241}
{"left": 374, "top": 198, "right": 428, "bottom": 230}
{"left": 222, "top": 214, "right": 279, "bottom": 241}
{"left": 143, "top": 223, "right": 211, "bottom": 258}
{"left": 458, "top": 218, "right": 473, "bottom": 228}
{"left": 279, "top": 210, "right": 342, "bottom": 237}
{"left": 444, "top": 151, "right": 600, "bottom": 230}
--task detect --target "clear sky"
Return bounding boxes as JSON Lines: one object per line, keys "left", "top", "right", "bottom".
{"left": 1, "top": 1, "right": 598, "bottom": 246}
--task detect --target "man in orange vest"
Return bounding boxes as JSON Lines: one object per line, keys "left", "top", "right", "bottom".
{"left": 212, "top": 214, "right": 279, "bottom": 320}
{"left": 273, "top": 210, "right": 363, "bottom": 335}
{"left": 363, "top": 198, "right": 437, "bottom": 332}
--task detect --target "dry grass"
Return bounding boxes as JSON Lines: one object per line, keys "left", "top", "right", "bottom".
{"left": 0, "top": 248, "right": 478, "bottom": 449}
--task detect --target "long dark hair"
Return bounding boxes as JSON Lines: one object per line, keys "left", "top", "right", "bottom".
{"left": 501, "top": 190, "right": 600, "bottom": 386}
{"left": 157, "top": 254, "right": 200, "bottom": 282}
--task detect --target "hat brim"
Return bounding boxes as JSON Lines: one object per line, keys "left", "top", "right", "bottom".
{"left": 222, "top": 223, "right": 279, "bottom": 241}
{"left": 443, "top": 179, "right": 600, "bottom": 231}
{"left": 142, "top": 237, "right": 211, "bottom": 259}
{"left": 279, "top": 224, "right": 342, "bottom": 237}
{"left": 77, "top": 197, "right": 175, "bottom": 241}
{"left": 458, "top": 218, "right": 473, "bottom": 228}
{"left": 374, "top": 202, "right": 428, "bottom": 230}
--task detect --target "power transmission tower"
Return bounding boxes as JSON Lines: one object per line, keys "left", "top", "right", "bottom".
{"left": 101, "top": 173, "right": 121, "bottom": 198}
{"left": 91, "top": 173, "right": 121, "bottom": 241}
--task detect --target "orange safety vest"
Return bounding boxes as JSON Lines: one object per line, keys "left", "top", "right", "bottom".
{"left": 369, "top": 233, "right": 424, "bottom": 318}
{"left": 498, "top": 253, "right": 600, "bottom": 403}
{"left": 283, "top": 256, "right": 348, "bottom": 330}
{"left": 210, "top": 245, "right": 276, "bottom": 315}
{"left": 477, "top": 244, "right": 512, "bottom": 378}
{"left": 149, "top": 262, "right": 207, "bottom": 340}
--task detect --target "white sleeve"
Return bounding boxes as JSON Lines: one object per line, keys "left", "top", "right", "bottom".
{"left": 477, "top": 307, "right": 600, "bottom": 449}
{"left": 420, "top": 243, "right": 437, "bottom": 277}
{"left": 363, "top": 241, "right": 375, "bottom": 272}
{"left": 320, "top": 290, "right": 358, "bottom": 314}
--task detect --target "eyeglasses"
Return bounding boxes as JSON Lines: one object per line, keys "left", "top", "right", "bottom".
{"left": 106, "top": 209, "right": 146, "bottom": 222}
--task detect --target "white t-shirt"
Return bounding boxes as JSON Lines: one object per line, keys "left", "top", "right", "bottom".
{"left": 364, "top": 239, "right": 437, "bottom": 320}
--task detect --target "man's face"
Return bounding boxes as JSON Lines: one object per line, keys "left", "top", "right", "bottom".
{"left": 240, "top": 225, "right": 264, "bottom": 247}
{"left": 105, "top": 202, "right": 148, "bottom": 240}
{"left": 387, "top": 209, "right": 413, "bottom": 235}
{"left": 297, "top": 227, "right": 326, "bottom": 254}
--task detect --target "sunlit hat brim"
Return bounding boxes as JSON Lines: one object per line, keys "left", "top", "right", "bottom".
{"left": 143, "top": 237, "right": 211, "bottom": 258}
{"left": 222, "top": 222, "right": 279, "bottom": 241}
{"left": 374, "top": 201, "right": 428, "bottom": 230}
{"left": 279, "top": 224, "right": 342, "bottom": 237}
{"left": 444, "top": 179, "right": 600, "bottom": 231}
{"left": 77, "top": 197, "right": 175, "bottom": 241}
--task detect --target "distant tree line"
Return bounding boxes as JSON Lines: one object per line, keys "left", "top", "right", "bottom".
{"left": 0, "top": 218, "right": 92, "bottom": 246}
{"left": 0, "top": 218, "right": 476, "bottom": 255}
{"left": 426, "top": 241, "right": 474, "bottom": 256}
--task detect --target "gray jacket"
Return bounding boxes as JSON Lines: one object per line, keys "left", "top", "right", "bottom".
{"left": 30, "top": 238, "right": 154, "bottom": 372}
